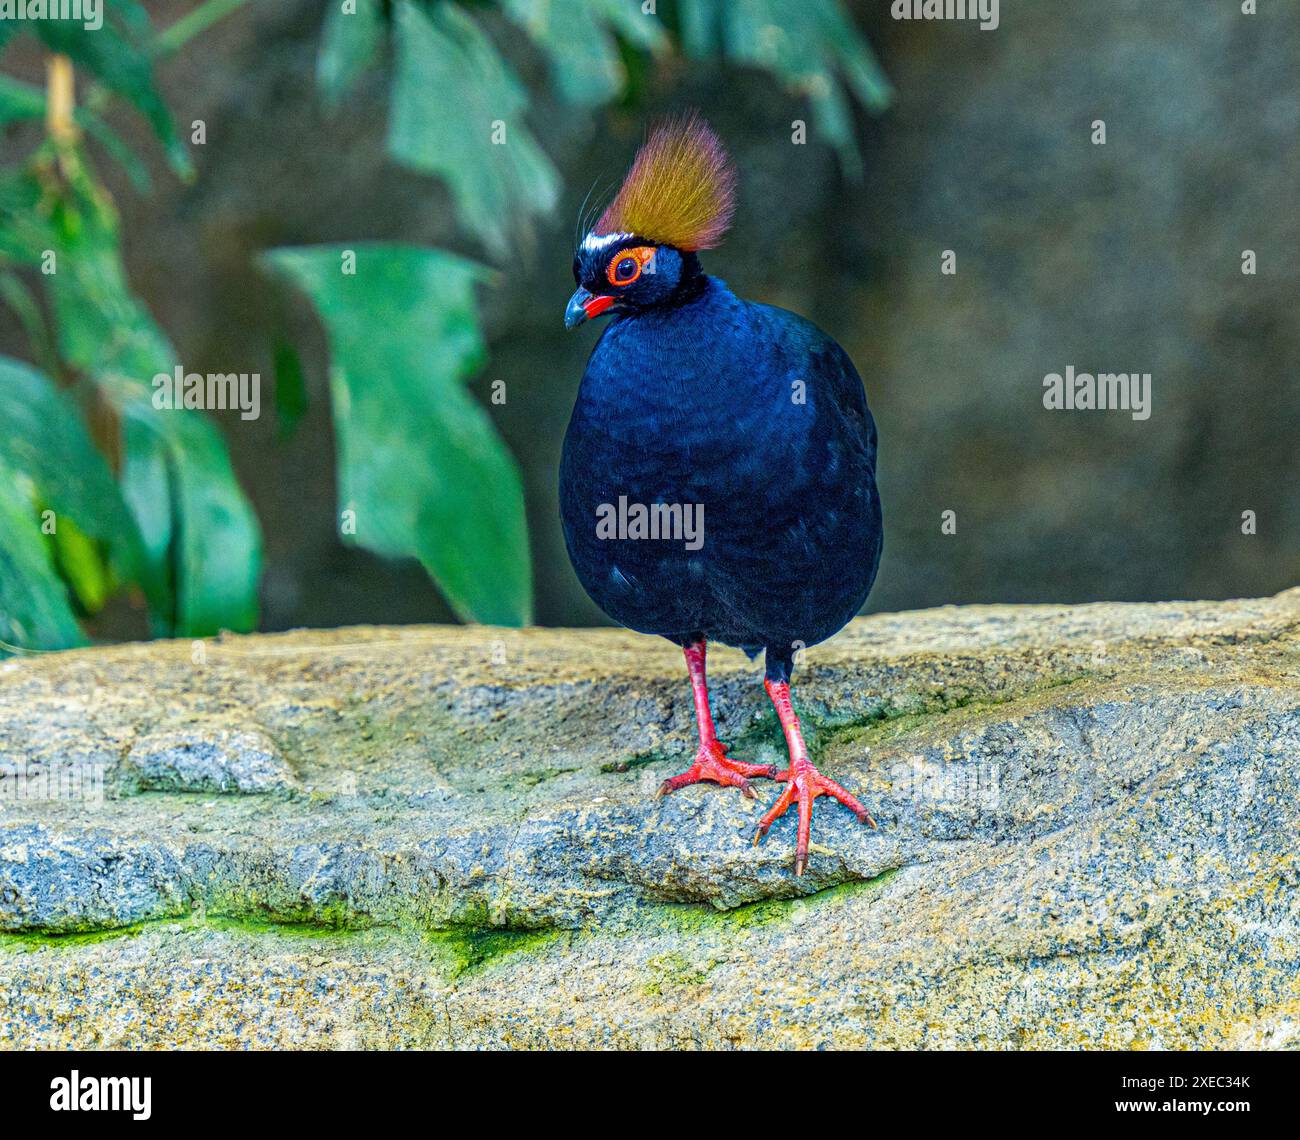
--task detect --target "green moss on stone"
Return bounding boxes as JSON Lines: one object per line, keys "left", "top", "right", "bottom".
{"left": 642, "top": 950, "right": 718, "bottom": 994}
{"left": 0, "top": 907, "right": 374, "bottom": 951}
{"left": 519, "top": 765, "right": 579, "bottom": 787}
{"left": 425, "top": 925, "right": 564, "bottom": 977}
{"left": 0, "top": 921, "right": 156, "bottom": 949}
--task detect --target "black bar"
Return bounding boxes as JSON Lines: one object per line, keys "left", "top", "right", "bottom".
{"left": 0, "top": 1049, "right": 1289, "bottom": 1126}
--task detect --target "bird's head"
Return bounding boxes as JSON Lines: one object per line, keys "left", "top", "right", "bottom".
{"left": 566, "top": 112, "right": 736, "bottom": 330}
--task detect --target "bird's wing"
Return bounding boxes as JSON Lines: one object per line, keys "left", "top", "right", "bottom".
{"left": 750, "top": 301, "right": 878, "bottom": 473}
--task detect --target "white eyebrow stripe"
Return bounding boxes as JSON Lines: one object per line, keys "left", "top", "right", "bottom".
{"left": 581, "top": 231, "right": 633, "bottom": 252}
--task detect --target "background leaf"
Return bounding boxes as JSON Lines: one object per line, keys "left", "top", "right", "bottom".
{"left": 679, "top": 0, "right": 891, "bottom": 174}
{"left": 501, "top": 0, "right": 666, "bottom": 106}
{"left": 150, "top": 0, "right": 250, "bottom": 58}
{"left": 14, "top": 162, "right": 262, "bottom": 635}
{"left": 317, "top": 0, "right": 386, "bottom": 108}
{"left": 0, "top": 72, "right": 45, "bottom": 123}
{"left": 0, "top": 354, "right": 144, "bottom": 591}
{"left": 387, "top": 0, "right": 559, "bottom": 259}
{"left": 264, "top": 243, "right": 532, "bottom": 626}
{"left": 272, "top": 338, "right": 308, "bottom": 441}
{"left": 0, "top": 270, "right": 60, "bottom": 378}
{"left": 0, "top": 464, "right": 84, "bottom": 653}
{"left": 10, "top": 0, "right": 192, "bottom": 176}
{"left": 0, "top": 75, "right": 152, "bottom": 191}
{"left": 0, "top": 169, "right": 59, "bottom": 266}
{"left": 124, "top": 402, "right": 261, "bottom": 635}
{"left": 51, "top": 514, "right": 114, "bottom": 614}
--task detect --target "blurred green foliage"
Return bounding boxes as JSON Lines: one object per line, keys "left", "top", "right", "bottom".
{"left": 0, "top": 0, "right": 887, "bottom": 652}
{"left": 680, "top": 0, "right": 891, "bottom": 177}
{"left": 1, "top": 1, "right": 259, "bottom": 649}
{"left": 264, "top": 244, "right": 531, "bottom": 626}
{"left": 0, "top": 354, "right": 142, "bottom": 646}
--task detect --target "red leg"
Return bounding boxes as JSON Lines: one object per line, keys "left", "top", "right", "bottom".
{"left": 752, "top": 678, "right": 876, "bottom": 875}
{"left": 656, "top": 640, "right": 778, "bottom": 800}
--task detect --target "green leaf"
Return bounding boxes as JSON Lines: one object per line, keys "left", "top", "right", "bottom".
{"left": 0, "top": 353, "right": 141, "bottom": 645}
{"left": 0, "top": 75, "right": 152, "bottom": 191}
{"left": 0, "top": 73, "right": 46, "bottom": 124}
{"left": 263, "top": 243, "right": 532, "bottom": 626}
{"left": 679, "top": 0, "right": 891, "bottom": 174}
{"left": 317, "top": 0, "right": 386, "bottom": 108}
{"left": 52, "top": 514, "right": 114, "bottom": 614}
{"left": 0, "top": 270, "right": 61, "bottom": 378}
{"left": 677, "top": 0, "right": 724, "bottom": 55}
{"left": 0, "top": 463, "right": 84, "bottom": 654}
{"left": 24, "top": 163, "right": 261, "bottom": 635}
{"left": 18, "top": 0, "right": 192, "bottom": 177}
{"left": 0, "top": 354, "right": 144, "bottom": 589}
{"left": 0, "top": 170, "right": 59, "bottom": 267}
{"left": 118, "top": 410, "right": 174, "bottom": 622}
{"left": 121, "top": 400, "right": 261, "bottom": 635}
{"left": 151, "top": 0, "right": 251, "bottom": 59}
{"left": 387, "top": 0, "right": 559, "bottom": 259}
{"left": 501, "top": 0, "right": 666, "bottom": 106}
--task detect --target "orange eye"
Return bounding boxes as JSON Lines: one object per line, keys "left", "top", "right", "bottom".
{"left": 606, "top": 246, "right": 655, "bottom": 287}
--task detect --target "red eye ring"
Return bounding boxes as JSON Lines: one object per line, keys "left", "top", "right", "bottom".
{"left": 606, "top": 246, "right": 655, "bottom": 287}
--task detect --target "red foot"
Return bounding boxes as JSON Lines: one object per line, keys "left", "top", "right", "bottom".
{"left": 657, "top": 639, "right": 778, "bottom": 801}
{"left": 753, "top": 760, "right": 877, "bottom": 875}
{"left": 752, "top": 678, "right": 877, "bottom": 875}
{"left": 657, "top": 739, "right": 778, "bottom": 800}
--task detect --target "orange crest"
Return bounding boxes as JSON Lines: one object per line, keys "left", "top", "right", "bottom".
{"left": 594, "top": 112, "right": 737, "bottom": 252}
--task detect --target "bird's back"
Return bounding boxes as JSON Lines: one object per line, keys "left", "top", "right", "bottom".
{"left": 561, "top": 277, "right": 881, "bottom": 654}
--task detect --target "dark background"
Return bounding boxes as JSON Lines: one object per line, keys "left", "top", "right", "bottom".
{"left": 4, "top": 0, "right": 1297, "bottom": 634}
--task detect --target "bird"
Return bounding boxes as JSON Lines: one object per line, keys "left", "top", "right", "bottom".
{"left": 560, "top": 112, "right": 883, "bottom": 876}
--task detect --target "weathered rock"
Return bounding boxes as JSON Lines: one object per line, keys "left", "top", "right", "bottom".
{"left": 1, "top": 591, "right": 1298, "bottom": 1048}
{"left": 122, "top": 723, "right": 300, "bottom": 795}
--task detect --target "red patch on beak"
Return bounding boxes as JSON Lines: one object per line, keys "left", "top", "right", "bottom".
{"left": 583, "top": 294, "right": 615, "bottom": 319}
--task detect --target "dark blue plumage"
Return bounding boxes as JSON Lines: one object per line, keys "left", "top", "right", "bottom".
{"left": 561, "top": 257, "right": 882, "bottom": 682}
{"left": 559, "top": 114, "right": 883, "bottom": 874}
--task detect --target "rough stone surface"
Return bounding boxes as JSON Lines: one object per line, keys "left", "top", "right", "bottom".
{"left": 122, "top": 723, "right": 299, "bottom": 795}
{"left": 1, "top": 591, "right": 1298, "bottom": 1048}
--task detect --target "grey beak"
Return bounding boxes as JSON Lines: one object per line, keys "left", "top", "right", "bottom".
{"left": 565, "top": 287, "right": 615, "bottom": 329}
{"left": 565, "top": 288, "right": 593, "bottom": 329}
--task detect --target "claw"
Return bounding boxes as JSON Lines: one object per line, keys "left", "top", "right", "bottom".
{"left": 656, "top": 741, "right": 773, "bottom": 799}
{"left": 752, "top": 763, "right": 876, "bottom": 871}
{"left": 756, "top": 678, "right": 877, "bottom": 874}
{"left": 656, "top": 639, "right": 777, "bottom": 804}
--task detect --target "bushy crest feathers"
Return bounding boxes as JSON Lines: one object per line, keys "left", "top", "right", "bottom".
{"left": 594, "top": 112, "right": 736, "bottom": 251}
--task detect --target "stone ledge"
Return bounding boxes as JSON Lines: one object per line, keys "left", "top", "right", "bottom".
{"left": 1, "top": 590, "right": 1297, "bottom": 1047}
